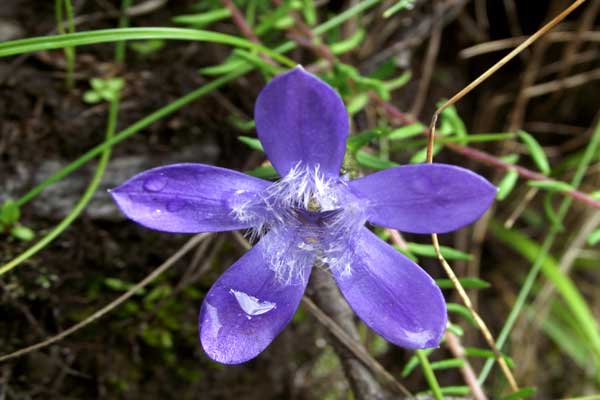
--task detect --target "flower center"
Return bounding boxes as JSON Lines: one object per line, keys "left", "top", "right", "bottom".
{"left": 231, "top": 164, "right": 366, "bottom": 284}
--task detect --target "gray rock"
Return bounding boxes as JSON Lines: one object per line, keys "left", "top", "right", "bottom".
{"left": 9, "top": 141, "right": 220, "bottom": 220}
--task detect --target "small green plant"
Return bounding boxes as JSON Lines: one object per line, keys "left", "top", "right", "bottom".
{"left": 83, "top": 78, "right": 124, "bottom": 104}
{"left": 129, "top": 39, "right": 165, "bottom": 56}
{"left": 0, "top": 199, "right": 34, "bottom": 241}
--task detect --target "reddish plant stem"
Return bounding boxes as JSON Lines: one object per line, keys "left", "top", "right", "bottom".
{"left": 220, "top": 0, "right": 261, "bottom": 44}
{"left": 378, "top": 95, "right": 600, "bottom": 210}
{"left": 445, "top": 331, "right": 488, "bottom": 400}
{"left": 219, "top": 0, "right": 275, "bottom": 65}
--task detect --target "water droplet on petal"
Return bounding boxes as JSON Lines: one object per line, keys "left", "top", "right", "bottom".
{"left": 143, "top": 175, "right": 168, "bottom": 192}
{"left": 229, "top": 289, "right": 276, "bottom": 318}
{"left": 166, "top": 198, "right": 187, "bottom": 212}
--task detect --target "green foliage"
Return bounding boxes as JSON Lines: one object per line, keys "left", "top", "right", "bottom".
{"left": 0, "top": 199, "right": 20, "bottom": 225}
{"left": 172, "top": 8, "right": 231, "bottom": 28}
{"left": 129, "top": 39, "right": 165, "bottom": 56}
{"left": 406, "top": 242, "right": 473, "bottom": 261}
{"left": 497, "top": 170, "right": 519, "bottom": 200}
{"left": 491, "top": 221, "right": 600, "bottom": 368}
{"left": 84, "top": 78, "right": 124, "bottom": 103}
{"left": 527, "top": 179, "right": 574, "bottom": 192}
{"left": 500, "top": 387, "right": 537, "bottom": 400}
{"left": 587, "top": 228, "right": 600, "bottom": 246}
{"left": 518, "top": 130, "right": 550, "bottom": 175}
{"left": 383, "top": 0, "right": 416, "bottom": 18}
{"left": 435, "top": 277, "right": 491, "bottom": 289}
{"left": 0, "top": 199, "right": 34, "bottom": 241}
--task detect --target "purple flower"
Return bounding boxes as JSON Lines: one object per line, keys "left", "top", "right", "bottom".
{"left": 111, "top": 66, "right": 495, "bottom": 364}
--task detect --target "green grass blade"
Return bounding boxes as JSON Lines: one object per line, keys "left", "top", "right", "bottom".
{"left": 0, "top": 27, "right": 294, "bottom": 67}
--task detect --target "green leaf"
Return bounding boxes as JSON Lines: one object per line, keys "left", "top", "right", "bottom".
{"left": 543, "top": 192, "right": 563, "bottom": 230}
{"left": 129, "top": 39, "right": 165, "bottom": 55}
{"left": 393, "top": 245, "right": 418, "bottom": 262}
{"left": 587, "top": 228, "right": 600, "bottom": 246}
{"left": 384, "top": 71, "right": 411, "bottom": 91}
{"left": 356, "top": 151, "right": 398, "bottom": 170}
{"left": 90, "top": 77, "right": 105, "bottom": 90}
{"left": 416, "top": 350, "right": 444, "bottom": 400}
{"left": 0, "top": 199, "right": 20, "bottom": 225}
{"left": 406, "top": 242, "right": 472, "bottom": 261}
{"left": 527, "top": 179, "right": 573, "bottom": 192}
{"left": 440, "top": 105, "right": 467, "bottom": 138}
{"left": 104, "top": 277, "right": 146, "bottom": 294}
{"left": 401, "top": 348, "right": 433, "bottom": 377}
{"left": 10, "top": 225, "right": 34, "bottom": 241}
{"left": 232, "top": 49, "right": 280, "bottom": 75}
{"left": 497, "top": 169, "right": 519, "bottom": 200}
{"left": 274, "top": 15, "right": 294, "bottom": 29}
{"left": 465, "top": 347, "right": 514, "bottom": 368}
{"left": 430, "top": 358, "right": 464, "bottom": 370}
{"left": 591, "top": 190, "right": 600, "bottom": 200}
{"left": 500, "top": 387, "right": 536, "bottom": 400}
{"left": 238, "top": 136, "right": 264, "bottom": 152}
{"left": 501, "top": 154, "right": 520, "bottom": 164}
{"left": 330, "top": 29, "right": 365, "bottom": 55}
{"left": 245, "top": 165, "right": 278, "bottom": 180}
{"left": 518, "top": 130, "right": 550, "bottom": 175}
{"left": 83, "top": 90, "right": 101, "bottom": 103}
{"left": 346, "top": 93, "right": 369, "bottom": 115}
{"left": 0, "top": 28, "right": 295, "bottom": 68}
{"left": 447, "top": 303, "right": 476, "bottom": 326}
{"left": 440, "top": 132, "right": 515, "bottom": 144}
{"left": 347, "top": 128, "right": 384, "bottom": 153}
{"left": 172, "top": 9, "right": 231, "bottom": 28}
{"left": 439, "top": 386, "right": 470, "bottom": 396}
{"left": 383, "top": 0, "right": 416, "bottom": 18}
{"left": 409, "top": 145, "right": 441, "bottom": 164}
{"left": 491, "top": 221, "right": 600, "bottom": 363}
{"left": 228, "top": 115, "right": 255, "bottom": 131}
{"left": 446, "top": 322, "right": 464, "bottom": 336}
{"left": 106, "top": 77, "right": 124, "bottom": 92}
{"left": 302, "top": 0, "right": 317, "bottom": 25}
{"left": 199, "top": 56, "right": 246, "bottom": 76}
{"left": 388, "top": 123, "right": 425, "bottom": 140}
{"left": 435, "top": 277, "right": 490, "bottom": 289}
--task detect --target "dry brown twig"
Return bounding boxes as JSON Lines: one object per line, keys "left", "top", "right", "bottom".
{"left": 0, "top": 233, "right": 210, "bottom": 363}
{"left": 423, "top": 0, "right": 590, "bottom": 393}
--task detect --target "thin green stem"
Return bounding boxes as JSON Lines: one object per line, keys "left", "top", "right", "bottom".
{"left": 15, "top": 69, "right": 247, "bottom": 208}
{"left": 416, "top": 350, "right": 444, "bottom": 400}
{"left": 54, "top": 0, "right": 76, "bottom": 89}
{"left": 0, "top": 28, "right": 294, "bottom": 67}
{"left": 0, "top": 96, "right": 120, "bottom": 277}
{"left": 115, "top": 0, "right": 133, "bottom": 63}
{"left": 478, "top": 119, "right": 600, "bottom": 384}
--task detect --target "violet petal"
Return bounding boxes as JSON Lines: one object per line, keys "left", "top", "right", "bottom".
{"left": 254, "top": 66, "right": 349, "bottom": 177}
{"left": 349, "top": 163, "right": 496, "bottom": 234}
{"left": 199, "top": 232, "right": 311, "bottom": 364}
{"left": 110, "top": 163, "right": 269, "bottom": 233}
{"left": 333, "top": 228, "right": 447, "bottom": 349}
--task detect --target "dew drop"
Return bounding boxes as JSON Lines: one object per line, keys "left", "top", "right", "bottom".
{"left": 143, "top": 175, "right": 168, "bottom": 192}
{"left": 166, "top": 198, "right": 187, "bottom": 212}
{"left": 229, "top": 289, "right": 276, "bottom": 318}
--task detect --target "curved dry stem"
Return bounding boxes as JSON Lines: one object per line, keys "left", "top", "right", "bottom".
{"left": 0, "top": 233, "right": 209, "bottom": 363}
{"left": 432, "top": 234, "right": 519, "bottom": 392}
{"left": 423, "top": 2, "right": 588, "bottom": 391}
